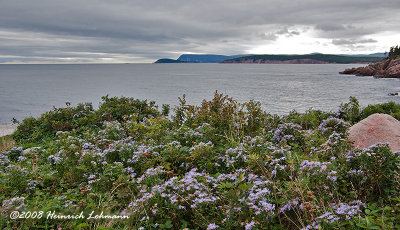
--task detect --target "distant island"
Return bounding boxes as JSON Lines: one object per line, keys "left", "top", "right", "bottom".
{"left": 340, "top": 45, "right": 400, "bottom": 78}
{"left": 155, "top": 53, "right": 385, "bottom": 64}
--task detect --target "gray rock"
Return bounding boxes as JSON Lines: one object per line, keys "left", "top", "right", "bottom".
{"left": 22, "top": 147, "right": 41, "bottom": 155}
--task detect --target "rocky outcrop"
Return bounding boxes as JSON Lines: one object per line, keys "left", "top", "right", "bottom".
{"left": 348, "top": 113, "right": 400, "bottom": 152}
{"left": 340, "top": 58, "right": 400, "bottom": 78}
{"left": 223, "top": 59, "right": 329, "bottom": 64}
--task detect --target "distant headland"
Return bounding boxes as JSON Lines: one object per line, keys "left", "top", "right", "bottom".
{"left": 155, "top": 53, "right": 385, "bottom": 64}
{"left": 154, "top": 54, "right": 251, "bottom": 63}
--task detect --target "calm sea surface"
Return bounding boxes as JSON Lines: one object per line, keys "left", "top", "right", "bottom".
{"left": 1, "top": 63, "right": 400, "bottom": 124}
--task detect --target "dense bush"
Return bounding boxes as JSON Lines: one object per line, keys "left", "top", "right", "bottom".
{"left": 13, "top": 96, "right": 162, "bottom": 144}
{"left": 361, "top": 101, "right": 400, "bottom": 121}
{"left": 173, "top": 91, "right": 269, "bottom": 144}
{"left": 13, "top": 103, "right": 98, "bottom": 144}
{"left": 2, "top": 94, "right": 400, "bottom": 229}
{"left": 97, "top": 95, "right": 160, "bottom": 122}
{"left": 335, "top": 97, "right": 400, "bottom": 123}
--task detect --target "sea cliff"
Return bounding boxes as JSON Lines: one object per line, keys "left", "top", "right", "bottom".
{"left": 221, "top": 54, "right": 382, "bottom": 64}
{"left": 340, "top": 57, "right": 400, "bottom": 78}
{"left": 222, "top": 58, "right": 330, "bottom": 64}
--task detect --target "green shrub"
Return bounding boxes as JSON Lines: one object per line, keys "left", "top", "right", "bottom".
{"left": 361, "top": 101, "right": 400, "bottom": 120}
{"left": 13, "top": 103, "right": 98, "bottom": 144}
{"left": 337, "top": 96, "right": 361, "bottom": 124}
{"left": 3, "top": 94, "right": 400, "bottom": 229}
{"left": 97, "top": 95, "right": 160, "bottom": 122}
{"left": 341, "top": 143, "right": 400, "bottom": 202}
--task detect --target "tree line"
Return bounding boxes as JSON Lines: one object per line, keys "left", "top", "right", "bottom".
{"left": 388, "top": 45, "right": 400, "bottom": 58}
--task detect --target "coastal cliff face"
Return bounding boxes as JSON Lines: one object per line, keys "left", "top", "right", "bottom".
{"left": 222, "top": 58, "right": 329, "bottom": 64}
{"left": 340, "top": 58, "right": 400, "bottom": 78}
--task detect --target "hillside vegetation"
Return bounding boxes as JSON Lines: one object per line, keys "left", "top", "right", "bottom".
{"left": 1, "top": 93, "right": 400, "bottom": 229}
{"left": 388, "top": 45, "right": 400, "bottom": 59}
{"left": 222, "top": 54, "right": 383, "bottom": 64}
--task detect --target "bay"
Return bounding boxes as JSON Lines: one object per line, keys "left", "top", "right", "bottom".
{"left": 0, "top": 63, "right": 399, "bottom": 124}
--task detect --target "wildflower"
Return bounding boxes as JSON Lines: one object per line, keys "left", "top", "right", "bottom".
{"left": 280, "top": 199, "right": 299, "bottom": 213}
{"left": 318, "top": 118, "right": 349, "bottom": 135}
{"left": 301, "top": 221, "right": 320, "bottom": 230}
{"left": 327, "top": 171, "right": 337, "bottom": 182}
{"left": 1, "top": 197, "right": 25, "bottom": 213}
{"left": 64, "top": 200, "right": 74, "bottom": 208}
{"left": 207, "top": 223, "right": 219, "bottom": 229}
{"left": 27, "top": 179, "right": 37, "bottom": 190}
{"left": 88, "top": 174, "right": 96, "bottom": 180}
{"left": 48, "top": 151, "right": 63, "bottom": 164}
{"left": 245, "top": 221, "right": 256, "bottom": 230}
{"left": 17, "top": 156, "right": 27, "bottom": 162}
{"left": 152, "top": 209, "right": 157, "bottom": 215}
{"left": 300, "top": 160, "right": 330, "bottom": 176}
{"left": 137, "top": 166, "right": 165, "bottom": 183}
{"left": 272, "top": 123, "right": 302, "bottom": 144}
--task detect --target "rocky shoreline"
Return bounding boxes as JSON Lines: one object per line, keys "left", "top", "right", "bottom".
{"left": 0, "top": 124, "right": 17, "bottom": 137}
{"left": 340, "top": 57, "right": 400, "bottom": 78}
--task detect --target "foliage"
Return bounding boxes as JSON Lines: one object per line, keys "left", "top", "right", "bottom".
{"left": 2, "top": 94, "right": 400, "bottom": 229}
{"left": 388, "top": 45, "right": 400, "bottom": 59}
{"left": 13, "top": 103, "right": 98, "bottom": 144}
{"left": 173, "top": 91, "right": 268, "bottom": 144}
{"left": 361, "top": 101, "right": 400, "bottom": 121}
{"left": 336, "top": 96, "right": 361, "bottom": 124}
{"left": 13, "top": 96, "right": 161, "bottom": 144}
{"left": 342, "top": 143, "right": 400, "bottom": 202}
{"left": 97, "top": 95, "right": 160, "bottom": 122}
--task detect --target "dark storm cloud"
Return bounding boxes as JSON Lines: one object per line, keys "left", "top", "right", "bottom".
{"left": 0, "top": 0, "right": 399, "bottom": 63}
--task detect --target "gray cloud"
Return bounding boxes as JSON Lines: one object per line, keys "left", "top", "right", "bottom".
{"left": 332, "top": 38, "right": 378, "bottom": 46}
{"left": 0, "top": 0, "right": 399, "bottom": 63}
{"left": 257, "top": 27, "right": 301, "bottom": 41}
{"left": 260, "top": 33, "right": 279, "bottom": 41}
{"left": 276, "top": 27, "right": 300, "bottom": 37}
{"left": 315, "top": 24, "right": 348, "bottom": 32}
{"left": 331, "top": 38, "right": 379, "bottom": 52}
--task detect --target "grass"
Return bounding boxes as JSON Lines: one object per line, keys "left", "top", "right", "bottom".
{"left": 0, "top": 135, "right": 15, "bottom": 153}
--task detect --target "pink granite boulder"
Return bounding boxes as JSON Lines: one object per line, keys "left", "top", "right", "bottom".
{"left": 348, "top": 113, "right": 400, "bottom": 152}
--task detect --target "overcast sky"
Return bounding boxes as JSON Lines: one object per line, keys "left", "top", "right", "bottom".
{"left": 0, "top": 0, "right": 399, "bottom": 63}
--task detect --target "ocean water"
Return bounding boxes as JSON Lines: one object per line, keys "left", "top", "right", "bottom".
{"left": 0, "top": 63, "right": 399, "bottom": 124}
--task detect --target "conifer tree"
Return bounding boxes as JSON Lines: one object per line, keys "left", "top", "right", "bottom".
{"left": 388, "top": 45, "right": 400, "bottom": 58}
